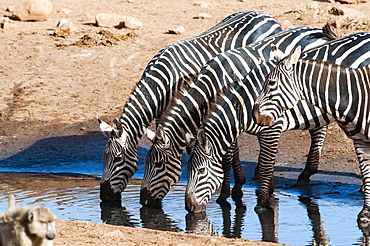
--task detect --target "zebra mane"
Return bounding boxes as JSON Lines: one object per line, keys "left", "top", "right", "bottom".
{"left": 300, "top": 58, "right": 360, "bottom": 72}
{"left": 203, "top": 82, "right": 239, "bottom": 125}
{"left": 157, "top": 73, "right": 195, "bottom": 126}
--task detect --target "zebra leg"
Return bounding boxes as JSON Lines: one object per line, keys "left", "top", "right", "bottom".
{"left": 254, "top": 125, "right": 283, "bottom": 212}
{"left": 296, "top": 126, "right": 327, "bottom": 186}
{"left": 229, "top": 140, "right": 246, "bottom": 200}
{"left": 354, "top": 139, "right": 370, "bottom": 224}
{"left": 217, "top": 149, "right": 232, "bottom": 207}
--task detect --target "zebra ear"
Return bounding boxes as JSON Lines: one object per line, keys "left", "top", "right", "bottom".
{"left": 197, "top": 128, "right": 211, "bottom": 154}
{"left": 182, "top": 129, "right": 196, "bottom": 149}
{"left": 113, "top": 118, "right": 123, "bottom": 136}
{"left": 284, "top": 46, "right": 301, "bottom": 69}
{"left": 98, "top": 117, "right": 115, "bottom": 138}
{"left": 143, "top": 125, "right": 156, "bottom": 143}
{"left": 156, "top": 124, "right": 170, "bottom": 149}
{"left": 271, "top": 44, "right": 286, "bottom": 61}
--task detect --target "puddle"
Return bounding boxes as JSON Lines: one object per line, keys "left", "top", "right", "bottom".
{"left": 0, "top": 134, "right": 368, "bottom": 245}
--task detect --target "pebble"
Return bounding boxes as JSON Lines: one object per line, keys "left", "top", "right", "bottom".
{"left": 197, "top": 13, "right": 212, "bottom": 19}
{"left": 122, "top": 16, "right": 143, "bottom": 30}
{"left": 95, "top": 13, "right": 124, "bottom": 27}
{"left": 167, "top": 26, "right": 185, "bottom": 35}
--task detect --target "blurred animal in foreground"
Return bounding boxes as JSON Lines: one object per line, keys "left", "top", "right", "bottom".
{"left": 0, "top": 194, "right": 56, "bottom": 246}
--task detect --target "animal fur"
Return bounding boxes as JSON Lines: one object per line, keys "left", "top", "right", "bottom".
{"left": 0, "top": 195, "right": 56, "bottom": 246}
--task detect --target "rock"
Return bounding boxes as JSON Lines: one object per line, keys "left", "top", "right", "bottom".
{"left": 280, "top": 19, "right": 294, "bottom": 30}
{"left": 335, "top": 0, "right": 357, "bottom": 3}
{"left": 121, "top": 16, "right": 143, "bottom": 30}
{"left": 12, "top": 0, "right": 53, "bottom": 22}
{"left": 103, "top": 230, "right": 126, "bottom": 239}
{"left": 197, "top": 13, "right": 212, "bottom": 19}
{"left": 5, "top": 6, "right": 16, "bottom": 12}
{"left": 193, "top": 1, "right": 210, "bottom": 8}
{"left": 54, "top": 18, "right": 75, "bottom": 37}
{"left": 95, "top": 13, "right": 124, "bottom": 27}
{"left": 60, "top": 8, "right": 72, "bottom": 15}
{"left": 0, "top": 17, "right": 18, "bottom": 30}
{"left": 167, "top": 26, "right": 185, "bottom": 35}
{"left": 328, "top": 6, "right": 344, "bottom": 16}
{"left": 335, "top": 0, "right": 368, "bottom": 3}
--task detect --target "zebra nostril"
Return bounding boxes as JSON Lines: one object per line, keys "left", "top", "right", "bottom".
{"left": 185, "top": 193, "right": 199, "bottom": 213}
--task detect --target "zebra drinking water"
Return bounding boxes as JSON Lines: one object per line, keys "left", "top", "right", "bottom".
{"left": 253, "top": 33, "right": 370, "bottom": 221}
{"left": 98, "top": 11, "right": 282, "bottom": 201}
{"left": 186, "top": 32, "right": 370, "bottom": 213}
{"left": 140, "top": 26, "right": 336, "bottom": 208}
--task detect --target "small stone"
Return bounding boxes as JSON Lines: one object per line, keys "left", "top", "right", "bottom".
{"left": 280, "top": 19, "right": 294, "bottom": 30}
{"left": 5, "top": 6, "right": 16, "bottom": 12}
{"left": 328, "top": 6, "right": 344, "bottom": 15}
{"left": 193, "top": 1, "right": 210, "bottom": 8}
{"left": 12, "top": 0, "right": 53, "bottom": 22}
{"left": 95, "top": 13, "right": 124, "bottom": 27}
{"left": 103, "top": 230, "right": 126, "bottom": 239}
{"left": 197, "top": 13, "right": 212, "bottom": 19}
{"left": 167, "top": 26, "right": 185, "bottom": 35}
{"left": 54, "top": 18, "right": 75, "bottom": 37}
{"left": 60, "top": 8, "right": 72, "bottom": 15}
{"left": 121, "top": 16, "right": 143, "bottom": 30}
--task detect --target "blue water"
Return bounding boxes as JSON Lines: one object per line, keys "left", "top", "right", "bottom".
{"left": 0, "top": 132, "right": 368, "bottom": 245}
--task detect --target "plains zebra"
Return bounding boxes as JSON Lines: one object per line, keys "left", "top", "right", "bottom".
{"left": 140, "top": 26, "right": 335, "bottom": 208}
{"left": 253, "top": 34, "right": 370, "bottom": 221}
{"left": 98, "top": 11, "right": 282, "bottom": 201}
{"left": 185, "top": 32, "right": 370, "bottom": 213}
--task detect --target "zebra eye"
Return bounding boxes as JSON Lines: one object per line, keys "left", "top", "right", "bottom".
{"left": 268, "top": 79, "right": 276, "bottom": 86}
{"left": 154, "top": 162, "right": 162, "bottom": 168}
{"left": 113, "top": 156, "right": 122, "bottom": 163}
{"left": 198, "top": 168, "right": 205, "bottom": 174}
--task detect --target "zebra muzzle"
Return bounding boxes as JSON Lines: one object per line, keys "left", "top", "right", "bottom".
{"left": 185, "top": 193, "right": 206, "bottom": 213}
{"left": 253, "top": 103, "right": 275, "bottom": 126}
{"left": 140, "top": 188, "right": 162, "bottom": 208}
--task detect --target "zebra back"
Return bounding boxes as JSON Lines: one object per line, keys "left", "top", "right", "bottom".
{"left": 140, "top": 26, "right": 335, "bottom": 205}
{"left": 99, "top": 11, "right": 282, "bottom": 202}
{"left": 254, "top": 32, "right": 370, "bottom": 129}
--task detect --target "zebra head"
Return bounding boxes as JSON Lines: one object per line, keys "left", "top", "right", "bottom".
{"left": 140, "top": 124, "right": 183, "bottom": 208}
{"left": 98, "top": 118, "right": 137, "bottom": 201}
{"left": 254, "top": 46, "right": 304, "bottom": 126}
{"left": 185, "top": 128, "right": 223, "bottom": 213}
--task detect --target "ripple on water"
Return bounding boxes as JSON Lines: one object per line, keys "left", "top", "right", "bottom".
{"left": 0, "top": 172, "right": 367, "bottom": 245}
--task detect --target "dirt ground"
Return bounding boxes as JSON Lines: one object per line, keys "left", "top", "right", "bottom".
{"left": 1, "top": 0, "right": 370, "bottom": 245}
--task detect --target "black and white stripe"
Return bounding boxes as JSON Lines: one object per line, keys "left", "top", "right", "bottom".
{"left": 253, "top": 32, "right": 370, "bottom": 220}
{"left": 187, "top": 32, "right": 370, "bottom": 213}
{"left": 98, "top": 11, "right": 282, "bottom": 201}
{"left": 139, "top": 26, "right": 335, "bottom": 208}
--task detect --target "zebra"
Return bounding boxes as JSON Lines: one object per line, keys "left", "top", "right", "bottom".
{"left": 252, "top": 33, "right": 370, "bottom": 221}
{"left": 140, "top": 26, "right": 336, "bottom": 208}
{"left": 185, "top": 31, "right": 370, "bottom": 213}
{"left": 98, "top": 11, "right": 282, "bottom": 201}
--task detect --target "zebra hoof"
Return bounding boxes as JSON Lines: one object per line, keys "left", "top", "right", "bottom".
{"left": 294, "top": 178, "right": 310, "bottom": 187}
{"left": 254, "top": 204, "right": 269, "bottom": 214}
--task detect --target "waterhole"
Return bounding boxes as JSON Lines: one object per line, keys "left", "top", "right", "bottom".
{"left": 0, "top": 134, "right": 367, "bottom": 245}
